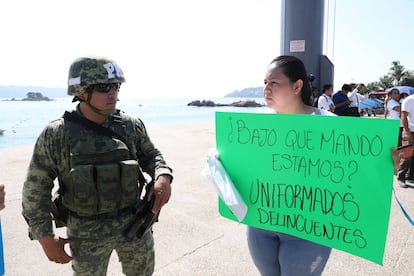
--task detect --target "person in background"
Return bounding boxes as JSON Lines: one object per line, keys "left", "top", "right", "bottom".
{"left": 22, "top": 56, "right": 173, "bottom": 275}
{"left": 400, "top": 93, "right": 409, "bottom": 101}
{"left": 0, "top": 184, "right": 5, "bottom": 210}
{"left": 311, "top": 86, "right": 319, "bottom": 107}
{"left": 317, "top": 84, "right": 335, "bottom": 112}
{"left": 332, "top": 84, "right": 352, "bottom": 116}
{"left": 347, "top": 83, "right": 366, "bottom": 117}
{"left": 398, "top": 92, "right": 414, "bottom": 188}
{"left": 385, "top": 88, "right": 402, "bottom": 146}
{"left": 366, "top": 108, "right": 376, "bottom": 117}
{"left": 384, "top": 92, "right": 391, "bottom": 119}
{"left": 247, "top": 55, "right": 335, "bottom": 276}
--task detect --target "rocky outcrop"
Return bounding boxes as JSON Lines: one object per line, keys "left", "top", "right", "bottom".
{"left": 231, "top": 100, "right": 264, "bottom": 107}
{"left": 0, "top": 85, "right": 65, "bottom": 98}
{"left": 22, "top": 92, "right": 52, "bottom": 101}
{"left": 188, "top": 100, "right": 216, "bottom": 107}
{"left": 187, "top": 100, "right": 264, "bottom": 107}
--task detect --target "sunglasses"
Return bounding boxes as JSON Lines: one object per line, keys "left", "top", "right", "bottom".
{"left": 87, "top": 83, "right": 121, "bottom": 93}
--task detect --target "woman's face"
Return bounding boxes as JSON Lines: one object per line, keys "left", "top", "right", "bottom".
{"left": 263, "top": 63, "right": 301, "bottom": 112}
{"left": 391, "top": 90, "right": 400, "bottom": 101}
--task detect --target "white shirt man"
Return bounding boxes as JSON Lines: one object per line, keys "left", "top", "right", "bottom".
{"left": 317, "top": 84, "right": 335, "bottom": 112}
{"left": 347, "top": 84, "right": 365, "bottom": 110}
{"left": 401, "top": 94, "right": 414, "bottom": 134}
{"left": 398, "top": 94, "right": 414, "bottom": 187}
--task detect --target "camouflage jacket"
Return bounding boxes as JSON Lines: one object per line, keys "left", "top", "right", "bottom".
{"left": 22, "top": 107, "right": 172, "bottom": 240}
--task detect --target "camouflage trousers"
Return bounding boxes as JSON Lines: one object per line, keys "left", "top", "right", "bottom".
{"left": 67, "top": 213, "right": 154, "bottom": 276}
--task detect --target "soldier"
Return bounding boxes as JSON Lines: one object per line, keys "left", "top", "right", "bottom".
{"left": 22, "top": 56, "right": 173, "bottom": 275}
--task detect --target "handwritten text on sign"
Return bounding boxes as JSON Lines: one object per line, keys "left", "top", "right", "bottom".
{"left": 215, "top": 112, "right": 399, "bottom": 264}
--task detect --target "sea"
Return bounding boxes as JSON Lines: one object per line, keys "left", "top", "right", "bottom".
{"left": 0, "top": 96, "right": 266, "bottom": 149}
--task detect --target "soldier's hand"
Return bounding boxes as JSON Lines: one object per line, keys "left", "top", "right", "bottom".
{"left": 149, "top": 175, "right": 172, "bottom": 214}
{"left": 38, "top": 235, "right": 73, "bottom": 264}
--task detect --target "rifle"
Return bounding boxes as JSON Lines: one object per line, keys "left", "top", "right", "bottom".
{"left": 123, "top": 178, "right": 159, "bottom": 239}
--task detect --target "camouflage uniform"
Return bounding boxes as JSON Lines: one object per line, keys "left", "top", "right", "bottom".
{"left": 22, "top": 57, "right": 173, "bottom": 276}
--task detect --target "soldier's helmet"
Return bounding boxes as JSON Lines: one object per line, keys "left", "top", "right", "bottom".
{"left": 67, "top": 56, "right": 126, "bottom": 96}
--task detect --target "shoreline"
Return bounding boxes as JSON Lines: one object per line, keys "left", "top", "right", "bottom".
{"left": 0, "top": 120, "right": 215, "bottom": 151}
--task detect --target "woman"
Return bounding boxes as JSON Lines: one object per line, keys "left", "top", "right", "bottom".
{"left": 385, "top": 88, "right": 402, "bottom": 146}
{"left": 247, "top": 55, "right": 334, "bottom": 276}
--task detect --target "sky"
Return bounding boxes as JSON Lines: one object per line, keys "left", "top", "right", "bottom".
{"left": 0, "top": 0, "right": 413, "bottom": 98}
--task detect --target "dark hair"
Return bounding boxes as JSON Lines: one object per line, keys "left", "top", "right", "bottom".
{"left": 389, "top": 88, "right": 400, "bottom": 95}
{"left": 342, "top": 84, "right": 352, "bottom": 92}
{"left": 270, "top": 55, "right": 312, "bottom": 106}
{"left": 323, "top": 84, "right": 333, "bottom": 92}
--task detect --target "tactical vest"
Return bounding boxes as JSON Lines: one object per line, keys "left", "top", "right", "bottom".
{"left": 60, "top": 112, "right": 141, "bottom": 216}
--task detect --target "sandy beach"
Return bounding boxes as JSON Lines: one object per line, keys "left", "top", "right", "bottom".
{"left": 1, "top": 122, "right": 414, "bottom": 275}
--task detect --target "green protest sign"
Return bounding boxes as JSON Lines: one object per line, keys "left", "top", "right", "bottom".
{"left": 215, "top": 112, "right": 399, "bottom": 265}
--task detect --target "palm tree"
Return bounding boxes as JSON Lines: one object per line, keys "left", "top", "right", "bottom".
{"left": 400, "top": 70, "right": 414, "bottom": 87}
{"left": 366, "top": 82, "right": 381, "bottom": 92}
{"left": 378, "top": 75, "right": 393, "bottom": 90}
{"left": 389, "top": 61, "right": 408, "bottom": 86}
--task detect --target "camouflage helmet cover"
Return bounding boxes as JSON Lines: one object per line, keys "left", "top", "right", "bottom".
{"left": 67, "top": 56, "right": 126, "bottom": 96}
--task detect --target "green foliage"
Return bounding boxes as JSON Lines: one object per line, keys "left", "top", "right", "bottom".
{"left": 368, "top": 61, "right": 413, "bottom": 90}
{"left": 378, "top": 75, "right": 393, "bottom": 90}
{"left": 366, "top": 82, "right": 381, "bottom": 92}
{"left": 400, "top": 70, "right": 414, "bottom": 87}
{"left": 401, "top": 77, "right": 414, "bottom": 87}
{"left": 389, "top": 61, "right": 407, "bottom": 85}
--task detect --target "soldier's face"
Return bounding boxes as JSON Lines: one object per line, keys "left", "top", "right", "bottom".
{"left": 85, "top": 85, "right": 119, "bottom": 110}
{"left": 92, "top": 90, "right": 117, "bottom": 109}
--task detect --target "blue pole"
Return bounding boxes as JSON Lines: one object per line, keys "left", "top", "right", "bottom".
{"left": 280, "top": 0, "right": 334, "bottom": 92}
